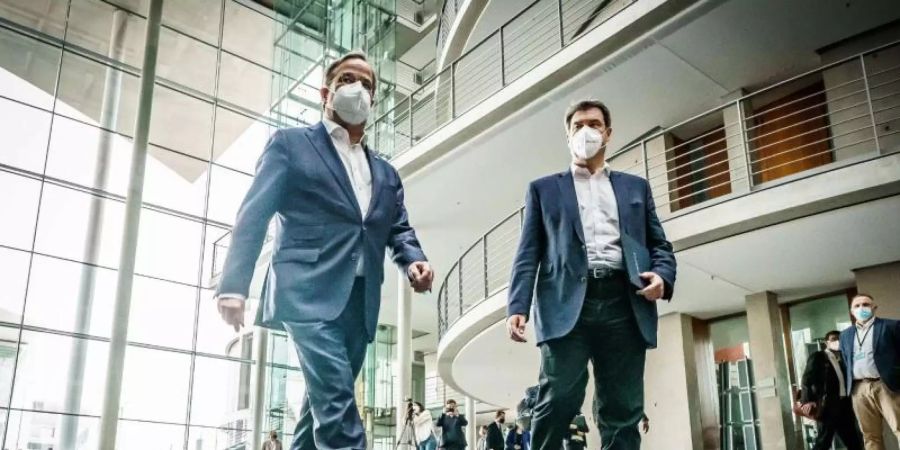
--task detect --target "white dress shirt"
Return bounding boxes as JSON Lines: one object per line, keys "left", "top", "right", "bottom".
{"left": 218, "top": 120, "right": 372, "bottom": 300}
{"left": 853, "top": 319, "right": 881, "bottom": 380}
{"left": 571, "top": 163, "right": 623, "bottom": 269}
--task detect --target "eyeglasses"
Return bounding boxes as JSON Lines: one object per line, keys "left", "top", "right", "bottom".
{"left": 336, "top": 72, "right": 374, "bottom": 93}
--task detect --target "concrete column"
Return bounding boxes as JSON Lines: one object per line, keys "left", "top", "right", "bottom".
{"left": 97, "top": 1, "right": 163, "bottom": 448}
{"left": 645, "top": 133, "right": 674, "bottom": 217}
{"left": 854, "top": 261, "right": 900, "bottom": 319}
{"left": 465, "top": 396, "right": 477, "bottom": 448}
{"left": 642, "top": 313, "right": 703, "bottom": 450}
{"left": 60, "top": 7, "right": 128, "bottom": 449}
{"left": 396, "top": 270, "right": 413, "bottom": 442}
{"left": 722, "top": 99, "right": 752, "bottom": 194}
{"left": 249, "top": 326, "right": 269, "bottom": 450}
{"left": 745, "top": 291, "right": 797, "bottom": 450}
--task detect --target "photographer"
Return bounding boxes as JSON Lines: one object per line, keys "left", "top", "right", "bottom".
{"left": 412, "top": 401, "right": 437, "bottom": 450}
{"left": 436, "top": 399, "right": 468, "bottom": 450}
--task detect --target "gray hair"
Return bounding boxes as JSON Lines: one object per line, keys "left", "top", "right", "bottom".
{"left": 564, "top": 99, "right": 611, "bottom": 131}
{"left": 323, "top": 50, "right": 374, "bottom": 89}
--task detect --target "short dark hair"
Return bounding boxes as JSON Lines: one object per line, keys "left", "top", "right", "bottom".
{"left": 323, "top": 51, "right": 374, "bottom": 89}
{"left": 446, "top": 399, "right": 456, "bottom": 405}
{"left": 853, "top": 293, "right": 875, "bottom": 302}
{"left": 496, "top": 411, "right": 505, "bottom": 419}
{"left": 564, "top": 99, "right": 612, "bottom": 130}
{"left": 824, "top": 330, "right": 840, "bottom": 341}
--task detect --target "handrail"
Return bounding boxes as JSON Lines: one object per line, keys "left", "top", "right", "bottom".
{"left": 368, "top": 0, "right": 638, "bottom": 160}
{"left": 436, "top": 39, "right": 900, "bottom": 338}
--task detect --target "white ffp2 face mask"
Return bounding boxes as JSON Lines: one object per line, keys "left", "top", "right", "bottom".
{"left": 329, "top": 82, "right": 372, "bottom": 125}
{"left": 826, "top": 341, "right": 840, "bottom": 352}
{"left": 568, "top": 126, "right": 605, "bottom": 160}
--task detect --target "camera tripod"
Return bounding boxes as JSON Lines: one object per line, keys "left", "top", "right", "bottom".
{"left": 394, "top": 409, "right": 418, "bottom": 450}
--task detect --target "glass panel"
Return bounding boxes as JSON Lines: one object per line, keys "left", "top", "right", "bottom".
{"left": 0, "top": 27, "right": 61, "bottom": 110}
{"left": 222, "top": 1, "right": 276, "bottom": 69}
{"left": 203, "top": 225, "right": 232, "bottom": 289}
{"left": 195, "top": 289, "right": 256, "bottom": 358}
{"left": 207, "top": 164, "right": 253, "bottom": 225}
{"left": 45, "top": 114, "right": 134, "bottom": 196}
{"left": 4, "top": 409, "right": 101, "bottom": 450}
{"left": 23, "top": 255, "right": 116, "bottom": 338}
{"left": 788, "top": 295, "right": 853, "bottom": 392}
{"left": 144, "top": 145, "right": 210, "bottom": 217}
{"left": 66, "top": 0, "right": 147, "bottom": 69}
{"left": 11, "top": 329, "right": 108, "bottom": 416}
{"left": 189, "top": 424, "right": 253, "bottom": 450}
{"left": 149, "top": 84, "right": 214, "bottom": 160}
{"left": 117, "top": 419, "right": 186, "bottom": 450}
{"left": 119, "top": 345, "right": 191, "bottom": 423}
{"left": 190, "top": 355, "right": 254, "bottom": 427}
{"left": 0, "top": 171, "right": 41, "bottom": 251}
{"left": 0, "top": 335, "right": 17, "bottom": 407}
{"left": 157, "top": 26, "right": 218, "bottom": 95}
{"left": 0, "top": 1, "right": 68, "bottom": 40}
{"left": 0, "top": 247, "right": 29, "bottom": 324}
{"left": 162, "top": 0, "right": 222, "bottom": 46}
{"left": 33, "top": 185, "right": 126, "bottom": 268}
{"left": 134, "top": 209, "right": 203, "bottom": 285}
{"left": 213, "top": 107, "right": 276, "bottom": 174}
{"left": 127, "top": 277, "right": 197, "bottom": 350}
{"left": 0, "top": 97, "right": 52, "bottom": 174}
{"left": 56, "top": 50, "right": 141, "bottom": 138}
{"left": 218, "top": 51, "right": 277, "bottom": 115}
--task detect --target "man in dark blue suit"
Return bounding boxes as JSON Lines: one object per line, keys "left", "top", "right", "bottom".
{"left": 839, "top": 293, "right": 900, "bottom": 449}
{"left": 216, "top": 52, "right": 433, "bottom": 450}
{"left": 506, "top": 100, "right": 676, "bottom": 450}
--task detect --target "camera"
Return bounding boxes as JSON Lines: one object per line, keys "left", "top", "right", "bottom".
{"left": 405, "top": 398, "right": 415, "bottom": 421}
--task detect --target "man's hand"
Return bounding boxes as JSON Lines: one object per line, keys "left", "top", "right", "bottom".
{"left": 637, "top": 272, "right": 664, "bottom": 301}
{"left": 407, "top": 261, "right": 434, "bottom": 293}
{"left": 640, "top": 418, "right": 650, "bottom": 434}
{"left": 507, "top": 314, "right": 528, "bottom": 343}
{"left": 217, "top": 297, "right": 245, "bottom": 332}
{"left": 800, "top": 402, "right": 814, "bottom": 416}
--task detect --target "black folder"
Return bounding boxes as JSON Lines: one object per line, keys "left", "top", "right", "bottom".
{"left": 620, "top": 232, "right": 651, "bottom": 289}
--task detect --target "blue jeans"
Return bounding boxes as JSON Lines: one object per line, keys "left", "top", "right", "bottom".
{"left": 418, "top": 435, "right": 437, "bottom": 450}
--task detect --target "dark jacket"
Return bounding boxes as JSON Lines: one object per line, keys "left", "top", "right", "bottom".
{"left": 507, "top": 170, "right": 676, "bottom": 347}
{"left": 801, "top": 349, "right": 847, "bottom": 420}
{"left": 840, "top": 318, "right": 900, "bottom": 392}
{"left": 437, "top": 413, "right": 469, "bottom": 447}
{"left": 505, "top": 429, "right": 530, "bottom": 450}
{"left": 486, "top": 422, "right": 504, "bottom": 450}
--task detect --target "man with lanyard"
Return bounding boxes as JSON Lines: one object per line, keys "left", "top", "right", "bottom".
{"left": 839, "top": 293, "right": 900, "bottom": 449}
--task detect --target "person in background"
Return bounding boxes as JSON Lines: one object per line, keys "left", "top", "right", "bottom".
{"left": 262, "top": 430, "right": 283, "bottom": 450}
{"left": 505, "top": 422, "right": 530, "bottom": 450}
{"left": 414, "top": 402, "right": 438, "bottom": 450}
{"left": 486, "top": 411, "right": 506, "bottom": 450}
{"left": 799, "top": 330, "right": 863, "bottom": 450}
{"left": 437, "top": 399, "right": 469, "bottom": 450}
{"left": 477, "top": 426, "right": 489, "bottom": 450}
{"left": 840, "top": 294, "right": 900, "bottom": 450}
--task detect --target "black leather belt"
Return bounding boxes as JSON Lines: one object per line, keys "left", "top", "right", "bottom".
{"left": 856, "top": 377, "right": 881, "bottom": 382}
{"left": 587, "top": 267, "right": 624, "bottom": 279}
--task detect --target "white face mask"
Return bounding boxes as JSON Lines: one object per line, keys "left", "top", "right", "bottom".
{"left": 826, "top": 341, "right": 840, "bottom": 352}
{"left": 329, "top": 81, "right": 372, "bottom": 125}
{"left": 568, "top": 126, "right": 605, "bottom": 160}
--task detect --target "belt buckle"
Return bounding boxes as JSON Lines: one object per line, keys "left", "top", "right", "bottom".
{"left": 589, "top": 267, "right": 610, "bottom": 279}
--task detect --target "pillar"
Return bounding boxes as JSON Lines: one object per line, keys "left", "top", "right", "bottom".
{"left": 722, "top": 98, "right": 752, "bottom": 194}
{"left": 396, "top": 270, "right": 413, "bottom": 443}
{"left": 97, "top": 0, "right": 163, "bottom": 447}
{"left": 745, "top": 291, "right": 797, "bottom": 450}
{"left": 644, "top": 133, "right": 674, "bottom": 217}
{"left": 250, "top": 327, "right": 269, "bottom": 450}
{"left": 642, "top": 313, "right": 704, "bottom": 450}
{"left": 853, "top": 261, "right": 900, "bottom": 319}
{"left": 465, "top": 396, "right": 477, "bottom": 447}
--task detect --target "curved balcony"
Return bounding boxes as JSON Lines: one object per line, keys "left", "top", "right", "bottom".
{"left": 368, "top": 0, "right": 640, "bottom": 162}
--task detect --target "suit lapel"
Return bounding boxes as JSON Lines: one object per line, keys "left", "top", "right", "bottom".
{"left": 307, "top": 122, "right": 361, "bottom": 214}
{"left": 363, "top": 145, "right": 382, "bottom": 221}
{"left": 609, "top": 171, "right": 631, "bottom": 238}
{"left": 557, "top": 171, "right": 585, "bottom": 244}
{"left": 874, "top": 318, "right": 885, "bottom": 350}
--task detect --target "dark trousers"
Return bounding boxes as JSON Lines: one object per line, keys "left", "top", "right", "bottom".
{"left": 813, "top": 397, "right": 863, "bottom": 450}
{"left": 530, "top": 274, "right": 646, "bottom": 450}
{"left": 285, "top": 278, "right": 369, "bottom": 450}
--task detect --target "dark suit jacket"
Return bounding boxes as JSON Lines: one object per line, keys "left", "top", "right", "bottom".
{"left": 506, "top": 169, "right": 676, "bottom": 347}
{"left": 800, "top": 350, "right": 846, "bottom": 420}
{"left": 216, "top": 123, "right": 427, "bottom": 341}
{"left": 486, "top": 422, "right": 504, "bottom": 450}
{"left": 840, "top": 318, "right": 900, "bottom": 392}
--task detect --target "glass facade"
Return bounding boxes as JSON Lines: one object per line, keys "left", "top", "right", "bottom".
{"left": 0, "top": 0, "right": 405, "bottom": 448}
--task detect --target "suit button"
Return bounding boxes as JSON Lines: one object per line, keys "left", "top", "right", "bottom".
{"left": 351, "top": 253, "right": 358, "bottom": 261}
{"left": 580, "top": 276, "right": 586, "bottom": 283}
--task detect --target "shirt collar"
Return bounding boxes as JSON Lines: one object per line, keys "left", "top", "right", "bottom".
{"left": 571, "top": 162, "right": 611, "bottom": 179}
{"left": 856, "top": 318, "right": 876, "bottom": 331}
{"left": 323, "top": 117, "right": 367, "bottom": 146}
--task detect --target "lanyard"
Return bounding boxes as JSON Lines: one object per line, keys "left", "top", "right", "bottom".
{"left": 856, "top": 324, "right": 874, "bottom": 348}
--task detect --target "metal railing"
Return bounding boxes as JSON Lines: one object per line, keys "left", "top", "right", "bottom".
{"left": 370, "top": 0, "right": 636, "bottom": 160}
{"left": 436, "top": 40, "right": 900, "bottom": 338}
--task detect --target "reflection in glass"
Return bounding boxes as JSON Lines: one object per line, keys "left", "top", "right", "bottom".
{"left": 207, "top": 164, "right": 253, "bottom": 225}
{"left": 4, "top": 409, "right": 101, "bottom": 450}
{"left": 0, "top": 27, "right": 61, "bottom": 110}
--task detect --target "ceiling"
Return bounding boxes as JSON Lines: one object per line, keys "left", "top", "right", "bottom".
{"left": 375, "top": 0, "right": 900, "bottom": 352}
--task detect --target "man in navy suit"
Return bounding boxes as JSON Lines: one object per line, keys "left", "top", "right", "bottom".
{"left": 216, "top": 52, "right": 433, "bottom": 450}
{"left": 839, "top": 293, "right": 900, "bottom": 449}
{"left": 506, "top": 100, "right": 676, "bottom": 450}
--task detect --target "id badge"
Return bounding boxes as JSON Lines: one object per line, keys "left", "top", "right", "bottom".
{"left": 854, "top": 351, "right": 867, "bottom": 361}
